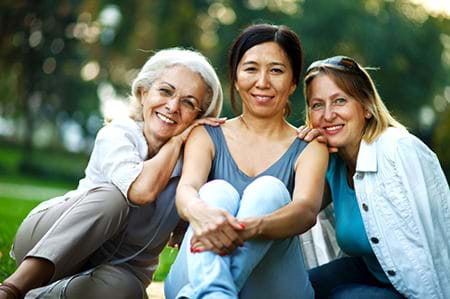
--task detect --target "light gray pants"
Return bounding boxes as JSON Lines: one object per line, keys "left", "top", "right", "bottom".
{"left": 12, "top": 184, "right": 148, "bottom": 299}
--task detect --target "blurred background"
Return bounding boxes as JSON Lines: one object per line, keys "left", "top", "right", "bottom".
{"left": 0, "top": 0, "right": 449, "bottom": 282}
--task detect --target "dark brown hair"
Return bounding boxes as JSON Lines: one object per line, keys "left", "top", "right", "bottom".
{"left": 228, "top": 24, "right": 304, "bottom": 116}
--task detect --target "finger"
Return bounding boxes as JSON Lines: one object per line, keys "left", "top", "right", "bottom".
{"left": 296, "top": 125, "right": 306, "bottom": 133}
{"left": 304, "top": 129, "right": 321, "bottom": 142}
{"left": 222, "top": 225, "right": 244, "bottom": 248}
{"left": 197, "top": 117, "right": 227, "bottom": 126}
{"left": 224, "top": 213, "right": 245, "bottom": 231}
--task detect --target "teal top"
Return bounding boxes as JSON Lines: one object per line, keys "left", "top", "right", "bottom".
{"left": 327, "top": 154, "right": 389, "bottom": 284}
{"left": 204, "top": 125, "right": 307, "bottom": 196}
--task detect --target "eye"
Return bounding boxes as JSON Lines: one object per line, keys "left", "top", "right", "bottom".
{"left": 243, "top": 66, "right": 257, "bottom": 72}
{"left": 270, "top": 67, "right": 284, "bottom": 74}
{"left": 158, "top": 87, "right": 172, "bottom": 96}
{"left": 180, "top": 98, "right": 196, "bottom": 111}
{"left": 310, "top": 102, "right": 324, "bottom": 111}
{"left": 333, "top": 97, "right": 347, "bottom": 105}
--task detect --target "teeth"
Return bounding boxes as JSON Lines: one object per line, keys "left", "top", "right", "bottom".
{"left": 157, "top": 113, "right": 175, "bottom": 124}
{"left": 325, "top": 125, "right": 343, "bottom": 131}
{"left": 255, "top": 95, "right": 272, "bottom": 100}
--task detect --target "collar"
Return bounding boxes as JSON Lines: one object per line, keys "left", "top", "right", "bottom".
{"left": 355, "top": 138, "right": 377, "bottom": 173}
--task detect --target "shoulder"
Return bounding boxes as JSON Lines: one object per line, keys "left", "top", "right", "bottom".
{"left": 95, "top": 117, "right": 144, "bottom": 149}
{"left": 296, "top": 139, "right": 329, "bottom": 167}
{"left": 375, "top": 127, "right": 434, "bottom": 160}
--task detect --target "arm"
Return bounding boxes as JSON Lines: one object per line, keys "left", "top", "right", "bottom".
{"left": 240, "top": 139, "right": 329, "bottom": 240}
{"left": 128, "top": 117, "right": 226, "bottom": 205}
{"left": 176, "top": 126, "right": 243, "bottom": 253}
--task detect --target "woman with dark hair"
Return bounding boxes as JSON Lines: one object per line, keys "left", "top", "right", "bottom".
{"left": 301, "top": 55, "right": 450, "bottom": 298}
{"left": 164, "top": 24, "right": 328, "bottom": 299}
{"left": 0, "top": 48, "right": 224, "bottom": 299}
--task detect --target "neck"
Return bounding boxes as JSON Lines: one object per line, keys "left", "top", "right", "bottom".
{"left": 144, "top": 129, "right": 166, "bottom": 157}
{"left": 238, "top": 112, "right": 289, "bottom": 137}
{"left": 338, "top": 142, "right": 361, "bottom": 175}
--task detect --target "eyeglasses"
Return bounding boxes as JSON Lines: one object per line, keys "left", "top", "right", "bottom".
{"left": 305, "top": 56, "right": 363, "bottom": 75}
{"left": 155, "top": 85, "right": 203, "bottom": 114}
{"left": 179, "top": 98, "right": 203, "bottom": 113}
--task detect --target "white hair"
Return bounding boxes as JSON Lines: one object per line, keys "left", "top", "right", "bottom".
{"left": 128, "top": 47, "right": 223, "bottom": 121}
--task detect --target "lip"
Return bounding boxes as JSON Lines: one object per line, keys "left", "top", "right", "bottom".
{"left": 251, "top": 93, "right": 274, "bottom": 104}
{"left": 156, "top": 112, "right": 177, "bottom": 125}
{"left": 322, "top": 124, "right": 344, "bottom": 136}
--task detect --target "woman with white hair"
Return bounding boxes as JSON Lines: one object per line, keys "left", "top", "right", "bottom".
{"left": 0, "top": 47, "right": 224, "bottom": 299}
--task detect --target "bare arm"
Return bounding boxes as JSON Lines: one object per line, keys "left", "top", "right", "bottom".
{"left": 177, "top": 126, "right": 243, "bottom": 253}
{"left": 239, "top": 139, "right": 329, "bottom": 240}
{"left": 128, "top": 117, "right": 225, "bottom": 205}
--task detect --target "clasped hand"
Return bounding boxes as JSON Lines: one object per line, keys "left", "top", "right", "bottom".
{"left": 189, "top": 204, "right": 248, "bottom": 256}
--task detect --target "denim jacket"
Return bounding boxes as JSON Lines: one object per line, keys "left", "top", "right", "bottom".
{"left": 354, "top": 127, "right": 450, "bottom": 298}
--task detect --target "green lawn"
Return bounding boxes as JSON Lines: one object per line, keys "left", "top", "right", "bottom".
{"left": 0, "top": 142, "right": 177, "bottom": 282}
{"left": 0, "top": 196, "right": 177, "bottom": 282}
{"left": 0, "top": 197, "right": 41, "bottom": 281}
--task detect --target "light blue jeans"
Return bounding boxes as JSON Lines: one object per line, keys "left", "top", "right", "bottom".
{"left": 165, "top": 176, "right": 314, "bottom": 299}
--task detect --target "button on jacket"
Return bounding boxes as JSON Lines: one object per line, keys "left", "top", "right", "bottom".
{"left": 354, "top": 127, "right": 450, "bottom": 299}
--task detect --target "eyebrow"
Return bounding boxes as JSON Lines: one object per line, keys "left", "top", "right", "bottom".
{"left": 159, "top": 81, "right": 200, "bottom": 103}
{"left": 241, "top": 61, "right": 287, "bottom": 67}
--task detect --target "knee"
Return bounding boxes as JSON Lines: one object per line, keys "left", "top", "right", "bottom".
{"left": 86, "top": 184, "right": 129, "bottom": 222}
{"left": 199, "top": 180, "right": 239, "bottom": 213}
{"left": 238, "top": 176, "right": 290, "bottom": 216}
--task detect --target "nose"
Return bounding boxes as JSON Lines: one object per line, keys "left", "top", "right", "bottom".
{"left": 255, "top": 71, "right": 270, "bottom": 88}
{"left": 323, "top": 104, "right": 335, "bottom": 121}
{"left": 165, "top": 97, "right": 180, "bottom": 113}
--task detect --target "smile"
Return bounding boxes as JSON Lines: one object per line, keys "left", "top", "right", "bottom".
{"left": 252, "top": 94, "right": 274, "bottom": 103}
{"left": 156, "top": 112, "right": 176, "bottom": 124}
{"left": 323, "top": 125, "right": 343, "bottom": 132}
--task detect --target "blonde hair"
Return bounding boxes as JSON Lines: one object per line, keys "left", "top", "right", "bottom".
{"left": 304, "top": 65, "right": 405, "bottom": 144}
{"left": 127, "top": 47, "right": 223, "bottom": 122}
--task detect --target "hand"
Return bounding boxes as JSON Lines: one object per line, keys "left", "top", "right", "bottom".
{"left": 297, "top": 125, "right": 338, "bottom": 153}
{"left": 178, "top": 117, "right": 227, "bottom": 143}
{"left": 188, "top": 201, "right": 244, "bottom": 255}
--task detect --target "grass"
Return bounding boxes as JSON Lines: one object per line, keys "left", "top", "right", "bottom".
{"left": 0, "top": 197, "right": 41, "bottom": 281}
{"left": 0, "top": 195, "right": 177, "bottom": 282}
{"left": 0, "top": 142, "right": 177, "bottom": 282}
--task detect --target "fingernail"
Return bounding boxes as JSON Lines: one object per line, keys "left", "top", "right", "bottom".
{"left": 193, "top": 248, "right": 202, "bottom": 253}
{"left": 219, "top": 252, "right": 226, "bottom": 256}
{"left": 239, "top": 223, "right": 246, "bottom": 229}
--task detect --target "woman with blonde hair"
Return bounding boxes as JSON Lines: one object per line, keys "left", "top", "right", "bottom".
{"left": 302, "top": 55, "right": 450, "bottom": 298}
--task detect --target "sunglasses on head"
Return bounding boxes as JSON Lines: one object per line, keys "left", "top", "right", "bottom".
{"left": 306, "top": 55, "right": 364, "bottom": 75}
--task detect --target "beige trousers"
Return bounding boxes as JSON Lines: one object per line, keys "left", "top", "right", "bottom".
{"left": 12, "top": 184, "right": 148, "bottom": 299}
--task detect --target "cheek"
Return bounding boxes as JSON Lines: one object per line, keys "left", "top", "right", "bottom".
{"left": 309, "top": 111, "right": 321, "bottom": 127}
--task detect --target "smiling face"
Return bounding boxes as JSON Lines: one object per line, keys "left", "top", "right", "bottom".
{"left": 140, "top": 65, "right": 207, "bottom": 145}
{"left": 235, "top": 42, "right": 296, "bottom": 118}
{"left": 308, "top": 74, "right": 370, "bottom": 157}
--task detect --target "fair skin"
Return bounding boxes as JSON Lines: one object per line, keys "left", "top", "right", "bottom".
{"left": 128, "top": 65, "right": 226, "bottom": 205}
{"left": 308, "top": 73, "right": 371, "bottom": 187}
{"left": 1, "top": 65, "right": 225, "bottom": 299}
{"left": 177, "top": 42, "right": 328, "bottom": 254}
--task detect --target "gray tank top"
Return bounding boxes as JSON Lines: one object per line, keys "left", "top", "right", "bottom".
{"left": 205, "top": 125, "right": 308, "bottom": 196}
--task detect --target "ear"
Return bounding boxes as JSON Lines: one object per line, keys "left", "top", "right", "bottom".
{"left": 289, "top": 83, "right": 297, "bottom": 95}
{"left": 139, "top": 88, "right": 147, "bottom": 105}
{"left": 234, "top": 82, "right": 240, "bottom": 92}
{"left": 364, "top": 109, "right": 373, "bottom": 119}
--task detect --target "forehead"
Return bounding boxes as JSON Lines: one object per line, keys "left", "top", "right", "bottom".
{"left": 310, "top": 74, "right": 341, "bottom": 93}
{"left": 240, "top": 42, "right": 291, "bottom": 65}
{"left": 157, "top": 65, "right": 207, "bottom": 96}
